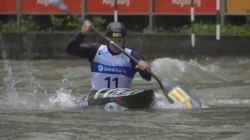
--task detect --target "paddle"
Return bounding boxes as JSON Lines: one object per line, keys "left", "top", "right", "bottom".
{"left": 90, "top": 27, "right": 171, "bottom": 99}
{"left": 50, "top": 0, "right": 202, "bottom": 108}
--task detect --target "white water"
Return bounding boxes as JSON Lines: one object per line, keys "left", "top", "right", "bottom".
{"left": 0, "top": 57, "right": 250, "bottom": 111}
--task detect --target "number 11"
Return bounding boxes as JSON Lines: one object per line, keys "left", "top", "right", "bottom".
{"left": 105, "top": 77, "right": 118, "bottom": 88}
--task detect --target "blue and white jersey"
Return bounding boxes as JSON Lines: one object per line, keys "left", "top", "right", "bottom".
{"left": 91, "top": 45, "right": 137, "bottom": 90}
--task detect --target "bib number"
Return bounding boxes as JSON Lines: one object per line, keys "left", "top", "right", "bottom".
{"left": 105, "top": 77, "right": 119, "bottom": 88}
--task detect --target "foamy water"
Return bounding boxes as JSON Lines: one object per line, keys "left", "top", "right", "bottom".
{"left": 0, "top": 57, "right": 250, "bottom": 140}
{"left": 1, "top": 57, "right": 250, "bottom": 111}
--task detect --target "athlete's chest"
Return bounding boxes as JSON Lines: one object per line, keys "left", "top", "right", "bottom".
{"left": 96, "top": 48, "right": 130, "bottom": 66}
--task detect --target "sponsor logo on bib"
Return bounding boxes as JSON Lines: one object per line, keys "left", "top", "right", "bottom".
{"left": 98, "top": 65, "right": 104, "bottom": 71}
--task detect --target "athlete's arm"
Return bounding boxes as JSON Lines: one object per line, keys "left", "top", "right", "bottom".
{"left": 66, "top": 32, "right": 100, "bottom": 62}
{"left": 130, "top": 51, "right": 152, "bottom": 81}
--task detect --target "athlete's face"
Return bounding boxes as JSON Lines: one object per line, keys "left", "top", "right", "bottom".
{"left": 109, "top": 38, "right": 125, "bottom": 53}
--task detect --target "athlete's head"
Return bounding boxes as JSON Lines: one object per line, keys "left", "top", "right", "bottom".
{"left": 106, "top": 22, "right": 127, "bottom": 53}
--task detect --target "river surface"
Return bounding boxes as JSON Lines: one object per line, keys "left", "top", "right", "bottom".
{"left": 0, "top": 57, "right": 250, "bottom": 140}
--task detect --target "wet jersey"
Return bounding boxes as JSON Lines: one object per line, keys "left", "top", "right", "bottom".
{"left": 91, "top": 45, "right": 136, "bottom": 90}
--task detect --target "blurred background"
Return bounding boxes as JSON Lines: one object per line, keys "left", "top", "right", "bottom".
{"left": 0, "top": 2, "right": 250, "bottom": 139}
{"left": 0, "top": 0, "right": 250, "bottom": 34}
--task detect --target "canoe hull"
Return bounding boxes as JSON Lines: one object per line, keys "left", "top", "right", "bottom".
{"left": 75, "top": 88, "right": 156, "bottom": 109}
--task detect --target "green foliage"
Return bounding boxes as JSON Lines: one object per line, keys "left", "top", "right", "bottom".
{"left": 1, "top": 16, "right": 250, "bottom": 35}
{"left": 179, "top": 22, "right": 250, "bottom": 35}
{"left": 47, "top": 15, "right": 82, "bottom": 31}
{"left": 21, "top": 18, "right": 41, "bottom": 31}
{"left": 143, "top": 22, "right": 250, "bottom": 35}
{"left": 0, "top": 20, "right": 18, "bottom": 32}
{"left": 92, "top": 16, "right": 107, "bottom": 31}
{"left": 0, "top": 18, "right": 40, "bottom": 32}
{"left": 0, "top": 15, "right": 107, "bottom": 32}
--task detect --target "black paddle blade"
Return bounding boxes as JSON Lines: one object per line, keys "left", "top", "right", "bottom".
{"left": 161, "top": 80, "right": 202, "bottom": 109}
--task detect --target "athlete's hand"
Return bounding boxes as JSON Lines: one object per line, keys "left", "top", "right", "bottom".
{"left": 135, "top": 60, "right": 149, "bottom": 70}
{"left": 81, "top": 20, "right": 92, "bottom": 34}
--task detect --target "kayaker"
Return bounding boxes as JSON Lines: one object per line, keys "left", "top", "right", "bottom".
{"left": 66, "top": 20, "right": 151, "bottom": 91}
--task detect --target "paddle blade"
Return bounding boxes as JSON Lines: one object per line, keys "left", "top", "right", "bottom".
{"left": 161, "top": 80, "right": 201, "bottom": 108}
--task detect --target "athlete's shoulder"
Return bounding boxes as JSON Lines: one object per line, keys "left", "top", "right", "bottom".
{"left": 83, "top": 43, "right": 104, "bottom": 62}
{"left": 88, "top": 43, "right": 102, "bottom": 49}
{"left": 98, "top": 44, "right": 108, "bottom": 48}
{"left": 128, "top": 49, "right": 143, "bottom": 60}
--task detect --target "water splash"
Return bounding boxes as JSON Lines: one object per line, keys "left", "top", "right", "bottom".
{"left": 48, "top": 88, "right": 77, "bottom": 110}
{"left": 104, "top": 102, "right": 127, "bottom": 111}
{"left": 212, "top": 99, "right": 250, "bottom": 107}
{"left": 0, "top": 33, "right": 21, "bottom": 108}
{"left": 0, "top": 52, "right": 80, "bottom": 110}
{"left": 2, "top": 52, "right": 20, "bottom": 108}
{"left": 0, "top": 54, "right": 249, "bottom": 110}
{"left": 150, "top": 58, "right": 232, "bottom": 83}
